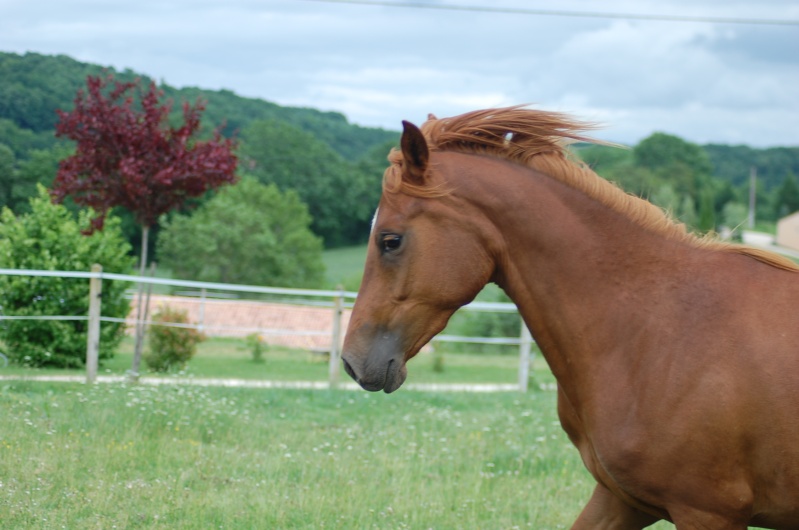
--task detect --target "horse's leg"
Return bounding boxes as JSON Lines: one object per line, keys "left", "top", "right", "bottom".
{"left": 571, "top": 483, "right": 659, "bottom": 530}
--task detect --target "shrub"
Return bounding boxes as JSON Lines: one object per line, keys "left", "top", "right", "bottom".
{"left": 144, "top": 306, "right": 204, "bottom": 372}
{"left": 245, "top": 333, "right": 267, "bottom": 363}
{"left": 156, "top": 178, "right": 324, "bottom": 288}
{"left": 0, "top": 185, "right": 134, "bottom": 368}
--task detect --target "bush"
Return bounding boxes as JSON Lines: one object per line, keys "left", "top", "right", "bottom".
{"left": 245, "top": 333, "right": 267, "bottom": 363}
{"left": 144, "top": 306, "right": 204, "bottom": 372}
{"left": 156, "top": 177, "right": 324, "bottom": 288}
{"left": 0, "top": 185, "right": 134, "bottom": 368}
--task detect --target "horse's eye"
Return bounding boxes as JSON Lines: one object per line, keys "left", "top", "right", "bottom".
{"left": 381, "top": 234, "right": 403, "bottom": 253}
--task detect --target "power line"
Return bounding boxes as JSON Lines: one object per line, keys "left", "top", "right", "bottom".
{"left": 297, "top": 0, "right": 799, "bottom": 26}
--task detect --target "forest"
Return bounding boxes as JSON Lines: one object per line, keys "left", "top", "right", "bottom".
{"left": 1, "top": 51, "right": 798, "bottom": 288}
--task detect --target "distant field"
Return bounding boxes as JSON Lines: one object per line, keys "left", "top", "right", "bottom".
{"left": 125, "top": 243, "right": 369, "bottom": 294}
{"left": 322, "top": 244, "right": 367, "bottom": 290}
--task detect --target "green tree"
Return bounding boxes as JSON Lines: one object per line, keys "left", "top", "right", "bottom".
{"left": 635, "top": 133, "right": 713, "bottom": 199}
{"left": 774, "top": 174, "right": 799, "bottom": 218}
{"left": 0, "top": 145, "right": 70, "bottom": 214}
{"left": 157, "top": 178, "right": 324, "bottom": 287}
{"left": 577, "top": 143, "right": 633, "bottom": 168}
{"left": 0, "top": 118, "right": 59, "bottom": 158}
{"left": 0, "top": 143, "right": 64, "bottom": 213}
{"left": 704, "top": 144, "right": 799, "bottom": 191}
{"left": 635, "top": 133, "right": 713, "bottom": 176}
{"left": 721, "top": 202, "right": 748, "bottom": 233}
{"left": 239, "top": 119, "right": 380, "bottom": 246}
{"left": 650, "top": 184, "right": 680, "bottom": 215}
{"left": 0, "top": 143, "right": 14, "bottom": 208}
{"left": 678, "top": 195, "right": 697, "bottom": 228}
{"left": 0, "top": 186, "right": 134, "bottom": 368}
{"left": 697, "top": 189, "right": 716, "bottom": 233}
{"left": 749, "top": 177, "right": 775, "bottom": 225}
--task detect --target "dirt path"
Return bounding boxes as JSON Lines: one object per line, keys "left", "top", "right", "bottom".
{"left": 0, "top": 374, "right": 522, "bottom": 393}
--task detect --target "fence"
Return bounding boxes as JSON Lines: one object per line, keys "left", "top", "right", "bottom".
{"left": 0, "top": 266, "right": 536, "bottom": 391}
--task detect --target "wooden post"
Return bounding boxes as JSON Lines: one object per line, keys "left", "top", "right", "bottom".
{"left": 198, "top": 287, "right": 207, "bottom": 332}
{"left": 518, "top": 319, "right": 532, "bottom": 392}
{"left": 328, "top": 286, "right": 344, "bottom": 389}
{"left": 86, "top": 264, "right": 103, "bottom": 384}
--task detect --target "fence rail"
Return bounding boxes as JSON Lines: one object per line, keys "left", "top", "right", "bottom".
{"left": 0, "top": 267, "right": 535, "bottom": 391}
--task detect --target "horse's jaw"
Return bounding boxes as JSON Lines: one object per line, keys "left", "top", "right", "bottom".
{"left": 342, "top": 328, "right": 408, "bottom": 393}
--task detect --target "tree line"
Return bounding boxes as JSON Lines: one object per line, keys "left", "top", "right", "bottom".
{"left": 1, "top": 52, "right": 798, "bottom": 371}
{"left": 1, "top": 51, "right": 798, "bottom": 289}
{"left": 577, "top": 135, "right": 799, "bottom": 234}
{"left": 0, "top": 51, "right": 397, "bottom": 252}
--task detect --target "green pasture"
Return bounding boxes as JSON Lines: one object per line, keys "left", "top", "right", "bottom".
{"left": 322, "top": 244, "right": 368, "bottom": 291}
{"left": 0, "top": 334, "right": 679, "bottom": 529}
{"left": 0, "top": 242, "right": 768, "bottom": 528}
{"left": 0, "top": 379, "right": 673, "bottom": 529}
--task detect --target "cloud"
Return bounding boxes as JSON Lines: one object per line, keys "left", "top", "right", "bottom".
{"left": 1, "top": 0, "right": 797, "bottom": 146}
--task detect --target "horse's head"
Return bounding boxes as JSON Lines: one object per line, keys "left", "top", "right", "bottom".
{"left": 341, "top": 119, "right": 498, "bottom": 393}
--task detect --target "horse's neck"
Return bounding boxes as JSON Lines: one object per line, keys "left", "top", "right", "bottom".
{"left": 475, "top": 163, "right": 693, "bottom": 401}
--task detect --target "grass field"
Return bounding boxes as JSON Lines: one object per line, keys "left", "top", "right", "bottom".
{"left": 0, "top": 379, "right": 675, "bottom": 529}
{"left": 322, "top": 245, "right": 367, "bottom": 291}
{"left": 0, "top": 335, "right": 678, "bottom": 529}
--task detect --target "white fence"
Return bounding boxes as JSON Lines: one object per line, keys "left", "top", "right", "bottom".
{"left": 0, "top": 267, "right": 536, "bottom": 391}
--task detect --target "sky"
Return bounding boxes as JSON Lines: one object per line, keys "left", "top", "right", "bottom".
{"left": 2, "top": 0, "right": 798, "bottom": 147}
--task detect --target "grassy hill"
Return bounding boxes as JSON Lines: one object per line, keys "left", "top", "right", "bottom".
{"left": 0, "top": 51, "right": 397, "bottom": 161}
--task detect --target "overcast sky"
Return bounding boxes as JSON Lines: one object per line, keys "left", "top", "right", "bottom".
{"left": 2, "top": 0, "right": 798, "bottom": 147}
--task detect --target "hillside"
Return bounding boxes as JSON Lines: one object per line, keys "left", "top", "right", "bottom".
{"left": 1, "top": 50, "right": 797, "bottom": 249}
{"left": 0, "top": 51, "right": 397, "bottom": 161}
{"left": 3, "top": 50, "right": 798, "bottom": 185}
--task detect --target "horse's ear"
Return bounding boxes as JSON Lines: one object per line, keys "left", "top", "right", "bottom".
{"left": 400, "top": 120, "right": 429, "bottom": 186}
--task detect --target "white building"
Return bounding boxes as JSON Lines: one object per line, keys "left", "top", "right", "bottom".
{"left": 776, "top": 211, "right": 799, "bottom": 251}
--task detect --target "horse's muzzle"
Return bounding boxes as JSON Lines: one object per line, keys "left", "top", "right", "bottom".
{"left": 341, "top": 329, "right": 407, "bottom": 393}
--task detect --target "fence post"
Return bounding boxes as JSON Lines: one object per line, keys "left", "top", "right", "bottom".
{"left": 198, "top": 287, "right": 207, "bottom": 332}
{"left": 328, "top": 286, "right": 344, "bottom": 389}
{"left": 518, "top": 320, "right": 532, "bottom": 392}
{"left": 86, "top": 264, "right": 103, "bottom": 384}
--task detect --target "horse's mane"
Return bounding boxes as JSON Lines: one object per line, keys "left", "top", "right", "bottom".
{"left": 384, "top": 106, "right": 798, "bottom": 272}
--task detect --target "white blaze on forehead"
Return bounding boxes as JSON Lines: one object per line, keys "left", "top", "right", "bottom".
{"left": 370, "top": 207, "right": 379, "bottom": 235}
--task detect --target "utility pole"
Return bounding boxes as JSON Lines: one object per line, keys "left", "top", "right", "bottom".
{"left": 748, "top": 166, "right": 757, "bottom": 229}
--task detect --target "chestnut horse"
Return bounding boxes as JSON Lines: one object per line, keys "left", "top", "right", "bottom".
{"left": 341, "top": 107, "right": 799, "bottom": 529}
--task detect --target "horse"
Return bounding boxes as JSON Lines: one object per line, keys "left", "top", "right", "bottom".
{"left": 340, "top": 106, "right": 799, "bottom": 529}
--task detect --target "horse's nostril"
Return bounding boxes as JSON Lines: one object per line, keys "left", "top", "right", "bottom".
{"left": 342, "top": 357, "right": 357, "bottom": 381}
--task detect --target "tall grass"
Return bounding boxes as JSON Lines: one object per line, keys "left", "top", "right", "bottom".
{"left": 0, "top": 381, "right": 676, "bottom": 529}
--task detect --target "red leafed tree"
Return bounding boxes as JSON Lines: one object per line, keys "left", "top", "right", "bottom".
{"left": 53, "top": 74, "right": 238, "bottom": 239}
{"left": 52, "top": 74, "right": 238, "bottom": 378}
